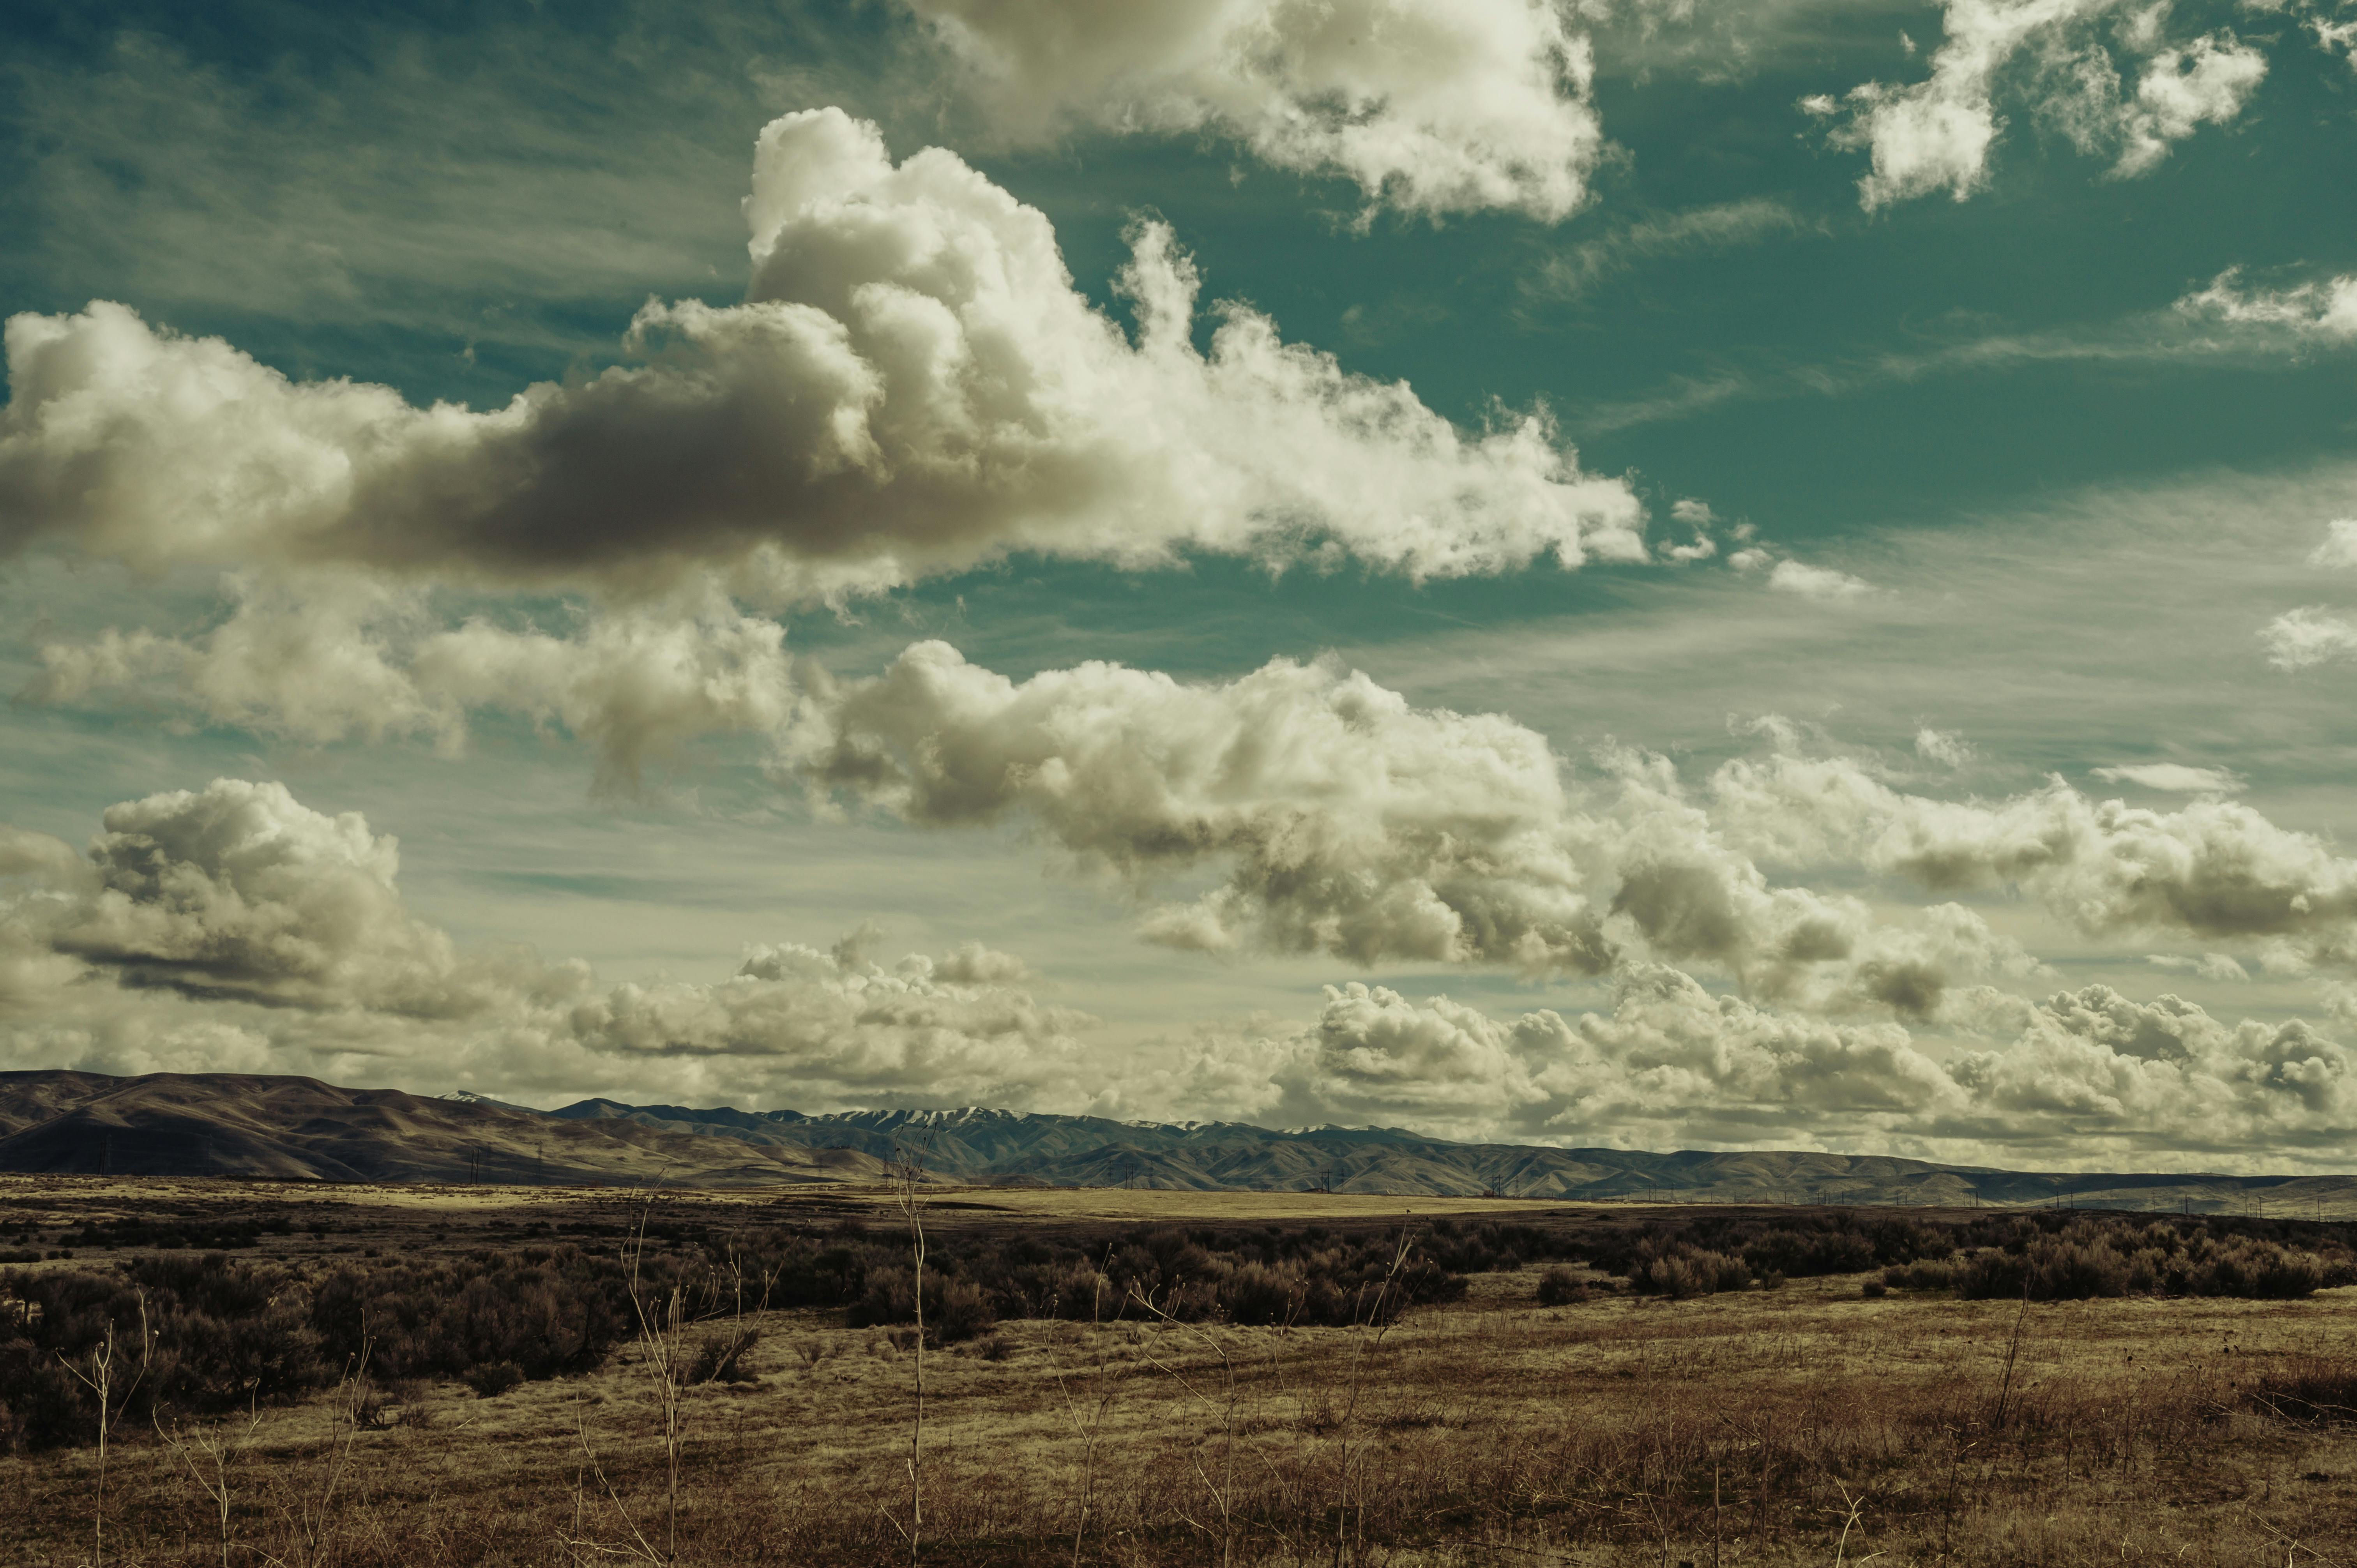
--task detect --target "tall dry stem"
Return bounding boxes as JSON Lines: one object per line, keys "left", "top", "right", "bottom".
{"left": 701, "top": 1240, "right": 781, "bottom": 1384}
{"left": 625, "top": 1181, "right": 691, "bottom": 1564}
{"left": 1053, "top": 1254, "right": 1119, "bottom": 1568}
{"left": 564, "top": 1175, "right": 692, "bottom": 1566}
{"left": 1128, "top": 1278, "right": 1263, "bottom": 1568}
{"left": 156, "top": 1395, "right": 264, "bottom": 1568}
{"left": 1327, "top": 1227, "right": 1415, "bottom": 1568}
{"left": 56, "top": 1289, "right": 151, "bottom": 1568}
{"left": 567, "top": 1397, "right": 674, "bottom": 1567}
{"left": 1829, "top": 1480, "right": 1874, "bottom": 1568}
{"left": 269, "top": 1333, "right": 374, "bottom": 1568}
{"left": 885, "top": 1137, "right": 933, "bottom": 1566}
{"left": 1991, "top": 1285, "right": 2033, "bottom": 1431}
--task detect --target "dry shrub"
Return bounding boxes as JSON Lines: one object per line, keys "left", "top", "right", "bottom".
{"left": 849, "top": 1269, "right": 997, "bottom": 1344}
{"left": 687, "top": 1327, "right": 762, "bottom": 1384}
{"left": 1534, "top": 1264, "right": 1589, "bottom": 1306}
{"left": 461, "top": 1360, "right": 523, "bottom": 1398}
{"left": 2244, "top": 1356, "right": 2357, "bottom": 1425}
{"left": 1628, "top": 1241, "right": 1751, "bottom": 1298}
{"left": 1957, "top": 1219, "right": 2346, "bottom": 1302}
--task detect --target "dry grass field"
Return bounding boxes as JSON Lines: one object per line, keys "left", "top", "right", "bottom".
{"left": 7, "top": 1175, "right": 2357, "bottom": 1566}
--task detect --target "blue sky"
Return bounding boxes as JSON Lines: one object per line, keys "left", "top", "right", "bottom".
{"left": 4, "top": 0, "right": 2357, "bottom": 1170}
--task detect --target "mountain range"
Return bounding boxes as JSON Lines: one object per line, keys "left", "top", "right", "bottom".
{"left": 4, "top": 1070, "right": 2351, "bottom": 1217}
{"left": 542, "top": 1097, "right": 2357, "bottom": 1215}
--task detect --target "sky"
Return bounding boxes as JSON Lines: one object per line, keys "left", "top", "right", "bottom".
{"left": 3, "top": 0, "right": 2357, "bottom": 1172}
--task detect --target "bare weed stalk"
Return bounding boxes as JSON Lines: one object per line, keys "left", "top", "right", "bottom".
{"left": 1327, "top": 1228, "right": 1415, "bottom": 1567}
{"left": 1128, "top": 1281, "right": 1258, "bottom": 1567}
{"left": 1991, "top": 1286, "right": 2033, "bottom": 1431}
{"left": 267, "top": 1336, "right": 375, "bottom": 1568}
{"left": 564, "top": 1176, "right": 700, "bottom": 1566}
{"left": 156, "top": 1396, "right": 264, "bottom": 1568}
{"left": 693, "top": 1241, "right": 781, "bottom": 1386}
{"left": 1053, "top": 1254, "right": 1119, "bottom": 1568}
{"left": 627, "top": 1183, "right": 691, "bottom": 1564}
{"left": 1829, "top": 1481, "right": 1875, "bottom": 1568}
{"left": 884, "top": 1138, "right": 932, "bottom": 1566}
{"left": 56, "top": 1289, "right": 151, "bottom": 1568}
{"left": 566, "top": 1398, "right": 675, "bottom": 1567}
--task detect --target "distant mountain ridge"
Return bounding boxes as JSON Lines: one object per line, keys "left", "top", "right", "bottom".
{"left": 3, "top": 1071, "right": 2350, "bottom": 1216}
{"left": 545, "top": 1096, "right": 2357, "bottom": 1217}
{"left": 0, "top": 1072, "right": 890, "bottom": 1186}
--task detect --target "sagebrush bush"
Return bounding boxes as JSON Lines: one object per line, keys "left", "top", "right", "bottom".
{"left": 463, "top": 1360, "right": 524, "bottom": 1398}
{"left": 812, "top": 1222, "right": 1464, "bottom": 1334}
{"left": 1948, "top": 1218, "right": 2350, "bottom": 1302}
{"left": 850, "top": 1269, "right": 998, "bottom": 1345}
{"left": 311, "top": 1246, "right": 636, "bottom": 1383}
{"left": 1534, "top": 1265, "right": 1589, "bottom": 1307}
{"left": 687, "top": 1329, "right": 762, "bottom": 1384}
{"left": 1627, "top": 1242, "right": 1751, "bottom": 1298}
{"left": 2244, "top": 1356, "right": 2357, "bottom": 1424}
{"left": 1584, "top": 1214, "right": 1954, "bottom": 1283}
{"left": 0, "top": 1254, "right": 335, "bottom": 1450}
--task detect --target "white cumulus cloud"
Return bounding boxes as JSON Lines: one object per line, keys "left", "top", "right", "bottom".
{"left": 903, "top": 0, "right": 1605, "bottom": 221}
{"left": 28, "top": 579, "right": 798, "bottom": 795}
{"left": 0, "top": 780, "right": 1087, "bottom": 1109}
{"left": 2261, "top": 606, "right": 2357, "bottom": 671}
{"left": 2310, "top": 519, "right": 2357, "bottom": 567}
{"left": 1160, "top": 969, "right": 2357, "bottom": 1162}
{"left": 1815, "top": 1, "right": 2267, "bottom": 209}
{"left": 2147, "top": 951, "right": 2251, "bottom": 982}
{"left": 783, "top": 640, "right": 1615, "bottom": 974}
{"left": 1915, "top": 728, "right": 1974, "bottom": 767}
{"left": 784, "top": 642, "right": 2041, "bottom": 1016}
{"left": 1712, "top": 753, "right": 2357, "bottom": 964}
{"left": 0, "top": 109, "right": 1643, "bottom": 603}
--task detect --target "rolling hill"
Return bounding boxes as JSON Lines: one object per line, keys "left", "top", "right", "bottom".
{"left": 0, "top": 1071, "right": 888, "bottom": 1186}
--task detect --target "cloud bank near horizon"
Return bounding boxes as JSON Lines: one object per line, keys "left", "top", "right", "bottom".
{"left": 4, "top": 775, "right": 2353, "bottom": 1170}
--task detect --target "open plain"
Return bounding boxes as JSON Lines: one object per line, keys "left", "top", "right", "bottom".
{"left": 8, "top": 1175, "right": 2357, "bottom": 1566}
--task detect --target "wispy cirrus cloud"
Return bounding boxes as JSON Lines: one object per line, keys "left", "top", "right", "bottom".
{"left": 1525, "top": 197, "right": 1820, "bottom": 302}
{"left": 1566, "top": 295, "right": 2353, "bottom": 435}
{"left": 2176, "top": 268, "right": 2357, "bottom": 342}
{"left": 2091, "top": 763, "right": 2243, "bottom": 795}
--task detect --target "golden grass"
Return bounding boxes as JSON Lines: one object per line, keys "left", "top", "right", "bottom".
{"left": 0, "top": 1171, "right": 1597, "bottom": 1224}
{"left": 12, "top": 1255, "right": 2357, "bottom": 1565}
